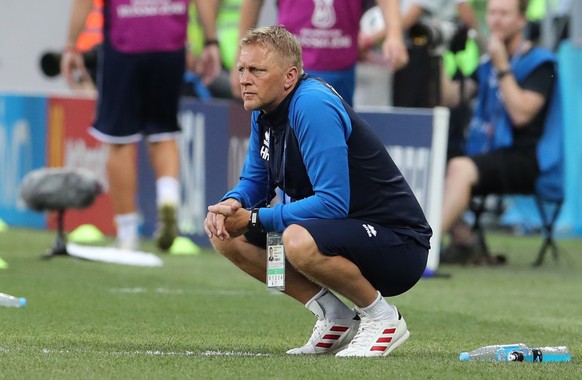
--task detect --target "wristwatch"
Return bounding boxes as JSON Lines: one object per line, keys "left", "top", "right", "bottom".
{"left": 248, "top": 208, "right": 264, "bottom": 232}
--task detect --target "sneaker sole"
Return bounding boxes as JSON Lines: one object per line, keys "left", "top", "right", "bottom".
{"left": 335, "top": 329, "right": 410, "bottom": 357}
{"left": 382, "top": 329, "right": 410, "bottom": 357}
{"left": 286, "top": 320, "right": 360, "bottom": 355}
{"left": 155, "top": 205, "right": 178, "bottom": 251}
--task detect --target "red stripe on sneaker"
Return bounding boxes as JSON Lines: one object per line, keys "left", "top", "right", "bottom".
{"left": 383, "top": 328, "right": 396, "bottom": 334}
{"left": 376, "top": 337, "right": 393, "bottom": 343}
{"left": 316, "top": 342, "right": 334, "bottom": 348}
{"left": 322, "top": 334, "right": 341, "bottom": 340}
{"left": 371, "top": 346, "right": 387, "bottom": 351}
{"left": 330, "top": 326, "right": 349, "bottom": 332}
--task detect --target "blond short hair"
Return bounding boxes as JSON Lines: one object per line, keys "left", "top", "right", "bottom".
{"left": 240, "top": 25, "right": 304, "bottom": 74}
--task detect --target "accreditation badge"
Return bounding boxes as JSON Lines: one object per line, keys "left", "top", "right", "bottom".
{"left": 266, "top": 232, "right": 285, "bottom": 291}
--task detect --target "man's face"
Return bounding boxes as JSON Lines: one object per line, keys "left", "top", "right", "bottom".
{"left": 237, "top": 43, "right": 291, "bottom": 113}
{"left": 486, "top": 0, "right": 526, "bottom": 42}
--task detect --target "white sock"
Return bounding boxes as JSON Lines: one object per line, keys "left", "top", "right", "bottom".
{"left": 355, "top": 291, "right": 397, "bottom": 321}
{"left": 156, "top": 176, "right": 179, "bottom": 206}
{"left": 114, "top": 212, "right": 139, "bottom": 244}
{"left": 305, "top": 288, "right": 356, "bottom": 320}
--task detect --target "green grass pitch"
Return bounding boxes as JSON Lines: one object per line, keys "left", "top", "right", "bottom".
{"left": 0, "top": 227, "right": 580, "bottom": 379}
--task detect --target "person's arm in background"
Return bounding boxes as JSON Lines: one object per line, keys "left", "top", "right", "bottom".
{"left": 229, "top": 0, "right": 265, "bottom": 98}
{"left": 439, "top": 64, "right": 477, "bottom": 108}
{"left": 376, "top": 0, "right": 409, "bottom": 70}
{"left": 193, "top": 0, "right": 222, "bottom": 85}
{"left": 60, "top": 0, "right": 93, "bottom": 89}
{"left": 488, "top": 35, "right": 546, "bottom": 127}
{"left": 400, "top": 3, "right": 425, "bottom": 30}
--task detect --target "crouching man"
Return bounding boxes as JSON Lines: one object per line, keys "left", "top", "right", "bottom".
{"left": 204, "top": 26, "right": 431, "bottom": 357}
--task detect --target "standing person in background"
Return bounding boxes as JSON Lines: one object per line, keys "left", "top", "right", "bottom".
{"left": 440, "top": 0, "right": 483, "bottom": 160}
{"left": 229, "top": 0, "right": 409, "bottom": 106}
{"left": 207, "top": 26, "right": 431, "bottom": 357}
{"left": 358, "top": 0, "right": 479, "bottom": 107}
{"left": 61, "top": 0, "right": 221, "bottom": 251}
{"left": 395, "top": 0, "right": 479, "bottom": 107}
{"left": 186, "top": 0, "right": 242, "bottom": 99}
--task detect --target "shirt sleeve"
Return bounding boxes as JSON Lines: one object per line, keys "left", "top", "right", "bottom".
{"left": 259, "top": 89, "right": 353, "bottom": 233}
{"left": 222, "top": 112, "right": 270, "bottom": 208}
{"left": 520, "top": 61, "right": 555, "bottom": 99}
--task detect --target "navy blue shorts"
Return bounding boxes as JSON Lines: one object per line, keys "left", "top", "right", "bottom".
{"left": 91, "top": 42, "right": 185, "bottom": 143}
{"left": 245, "top": 218, "right": 428, "bottom": 297}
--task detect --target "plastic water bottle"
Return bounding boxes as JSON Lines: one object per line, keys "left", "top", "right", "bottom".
{"left": 0, "top": 292, "right": 27, "bottom": 308}
{"left": 460, "top": 343, "right": 571, "bottom": 362}
{"left": 520, "top": 346, "right": 572, "bottom": 362}
{"left": 459, "top": 343, "right": 528, "bottom": 362}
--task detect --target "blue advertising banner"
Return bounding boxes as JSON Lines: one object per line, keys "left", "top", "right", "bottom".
{"left": 0, "top": 94, "right": 47, "bottom": 228}
{"left": 359, "top": 107, "right": 435, "bottom": 211}
{"left": 558, "top": 41, "right": 582, "bottom": 235}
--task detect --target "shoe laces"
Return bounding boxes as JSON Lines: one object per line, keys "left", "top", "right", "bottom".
{"left": 306, "top": 319, "right": 332, "bottom": 344}
{"left": 348, "top": 315, "right": 382, "bottom": 349}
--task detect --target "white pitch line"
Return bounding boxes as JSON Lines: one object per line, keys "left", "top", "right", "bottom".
{"left": 35, "top": 348, "right": 271, "bottom": 357}
{"left": 108, "top": 288, "right": 264, "bottom": 296}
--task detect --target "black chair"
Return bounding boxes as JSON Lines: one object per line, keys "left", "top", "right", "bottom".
{"left": 470, "top": 193, "right": 563, "bottom": 266}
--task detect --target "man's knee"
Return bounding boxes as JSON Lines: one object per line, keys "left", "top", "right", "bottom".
{"left": 447, "top": 156, "right": 478, "bottom": 185}
{"left": 282, "top": 224, "right": 321, "bottom": 270}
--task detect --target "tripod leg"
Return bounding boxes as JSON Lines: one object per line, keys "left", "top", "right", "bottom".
{"left": 42, "top": 210, "right": 69, "bottom": 259}
{"left": 532, "top": 238, "right": 550, "bottom": 267}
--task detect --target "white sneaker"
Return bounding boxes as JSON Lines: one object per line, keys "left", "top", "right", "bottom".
{"left": 286, "top": 317, "right": 360, "bottom": 355}
{"left": 335, "top": 308, "right": 410, "bottom": 357}
{"left": 115, "top": 238, "right": 139, "bottom": 251}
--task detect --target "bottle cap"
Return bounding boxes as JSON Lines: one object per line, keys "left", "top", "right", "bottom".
{"left": 459, "top": 352, "right": 470, "bottom": 361}
{"left": 19, "top": 297, "right": 27, "bottom": 307}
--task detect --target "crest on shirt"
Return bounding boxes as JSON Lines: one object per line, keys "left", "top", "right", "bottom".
{"left": 312, "top": 0, "right": 335, "bottom": 29}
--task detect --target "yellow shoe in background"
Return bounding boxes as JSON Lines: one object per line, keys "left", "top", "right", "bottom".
{"left": 154, "top": 204, "right": 178, "bottom": 251}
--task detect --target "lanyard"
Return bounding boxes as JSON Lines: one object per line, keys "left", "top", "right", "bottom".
{"left": 266, "top": 125, "right": 288, "bottom": 206}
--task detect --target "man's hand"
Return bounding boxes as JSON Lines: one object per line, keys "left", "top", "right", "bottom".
{"left": 196, "top": 44, "right": 222, "bottom": 86}
{"left": 204, "top": 199, "right": 249, "bottom": 240}
{"left": 487, "top": 33, "right": 509, "bottom": 71}
{"left": 382, "top": 35, "right": 409, "bottom": 71}
{"left": 60, "top": 48, "right": 91, "bottom": 90}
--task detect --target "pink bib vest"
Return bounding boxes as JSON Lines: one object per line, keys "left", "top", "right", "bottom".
{"left": 277, "top": 0, "right": 363, "bottom": 71}
{"left": 107, "top": 0, "right": 188, "bottom": 53}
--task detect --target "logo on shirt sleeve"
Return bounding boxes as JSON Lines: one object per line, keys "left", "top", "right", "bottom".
{"left": 260, "top": 129, "right": 270, "bottom": 161}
